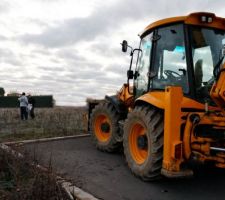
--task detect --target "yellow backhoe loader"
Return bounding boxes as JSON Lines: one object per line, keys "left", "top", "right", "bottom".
{"left": 87, "top": 12, "right": 225, "bottom": 180}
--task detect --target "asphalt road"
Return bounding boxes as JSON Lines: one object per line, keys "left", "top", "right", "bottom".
{"left": 23, "top": 136, "right": 225, "bottom": 200}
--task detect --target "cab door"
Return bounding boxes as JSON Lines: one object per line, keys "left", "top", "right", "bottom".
{"left": 134, "top": 33, "right": 153, "bottom": 98}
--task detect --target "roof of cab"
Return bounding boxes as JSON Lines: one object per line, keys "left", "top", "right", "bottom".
{"left": 140, "top": 12, "right": 225, "bottom": 37}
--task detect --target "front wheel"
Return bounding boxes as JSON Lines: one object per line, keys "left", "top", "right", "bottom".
{"left": 123, "top": 106, "right": 164, "bottom": 181}
{"left": 90, "top": 102, "right": 122, "bottom": 152}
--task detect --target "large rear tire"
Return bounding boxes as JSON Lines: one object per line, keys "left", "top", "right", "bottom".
{"left": 123, "top": 106, "right": 164, "bottom": 180}
{"left": 90, "top": 102, "right": 122, "bottom": 152}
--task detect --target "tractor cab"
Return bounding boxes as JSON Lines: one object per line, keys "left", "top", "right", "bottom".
{"left": 122, "top": 13, "right": 225, "bottom": 105}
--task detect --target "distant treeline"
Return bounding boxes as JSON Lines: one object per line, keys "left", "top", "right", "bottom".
{"left": 0, "top": 95, "right": 54, "bottom": 108}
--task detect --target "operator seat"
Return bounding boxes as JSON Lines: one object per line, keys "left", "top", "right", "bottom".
{"left": 194, "top": 59, "right": 203, "bottom": 89}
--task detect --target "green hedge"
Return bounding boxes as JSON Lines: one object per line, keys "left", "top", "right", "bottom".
{"left": 0, "top": 96, "right": 53, "bottom": 108}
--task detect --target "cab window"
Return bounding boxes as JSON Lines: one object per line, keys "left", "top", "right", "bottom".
{"left": 151, "top": 24, "right": 189, "bottom": 93}
{"left": 135, "top": 33, "right": 152, "bottom": 97}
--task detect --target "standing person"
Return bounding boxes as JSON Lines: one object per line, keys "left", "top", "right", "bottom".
{"left": 28, "top": 95, "right": 36, "bottom": 119}
{"left": 18, "top": 92, "right": 28, "bottom": 120}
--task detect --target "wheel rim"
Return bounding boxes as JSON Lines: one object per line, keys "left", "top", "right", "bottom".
{"left": 129, "top": 122, "right": 148, "bottom": 165}
{"left": 94, "top": 114, "right": 111, "bottom": 142}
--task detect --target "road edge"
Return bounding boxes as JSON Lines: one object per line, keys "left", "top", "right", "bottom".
{"left": 4, "top": 133, "right": 91, "bottom": 145}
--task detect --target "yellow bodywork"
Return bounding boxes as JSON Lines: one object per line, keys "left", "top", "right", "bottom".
{"left": 162, "top": 87, "right": 183, "bottom": 173}
{"left": 136, "top": 92, "right": 218, "bottom": 110}
{"left": 117, "top": 84, "right": 134, "bottom": 109}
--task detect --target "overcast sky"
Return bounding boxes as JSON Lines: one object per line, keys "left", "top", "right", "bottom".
{"left": 0, "top": 0, "right": 224, "bottom": 106}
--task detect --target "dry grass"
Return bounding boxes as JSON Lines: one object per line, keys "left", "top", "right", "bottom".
{"left": 0, "top": 106, "right": 88, "bottom": 142}
{"left": 0, "top": 149, "right": 70, "bottom": 200}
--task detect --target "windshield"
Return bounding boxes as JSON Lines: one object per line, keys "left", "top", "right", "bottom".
{"left": 189, "top": 26, "right": 225, "bottom": 100}
{"left": 151, "top": 24, "right": 189, "bottom": 93}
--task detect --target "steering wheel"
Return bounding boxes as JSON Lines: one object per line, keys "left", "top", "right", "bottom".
{"left": 164, "top": 70, "right": 181, "bottom": 78}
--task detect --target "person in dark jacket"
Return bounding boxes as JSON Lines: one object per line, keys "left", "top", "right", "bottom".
{"left": 28, "top": 95, "right": 36, "bottom": 119}
{"left": 18, "top": 92, "right": 28, "bottom": 120}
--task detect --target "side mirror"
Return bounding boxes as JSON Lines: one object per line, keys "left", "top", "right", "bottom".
{"left": 127, "top": 69, "right": 134, "bottom": 79}
{"left": 122, "top": 40, "right": 128, "bottom": 52}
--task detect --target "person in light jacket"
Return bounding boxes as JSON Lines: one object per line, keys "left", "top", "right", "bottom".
{"left": 18, "top": 92, "right": 28, "bottom": 120}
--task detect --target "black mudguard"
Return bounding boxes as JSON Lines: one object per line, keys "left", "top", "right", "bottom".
{"left": 105, "top": 95, "right": 128, "bottom": 116}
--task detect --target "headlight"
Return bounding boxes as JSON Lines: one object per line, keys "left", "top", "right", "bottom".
{"left": 201, "top": 15, "right": 213, "bottom": 23}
